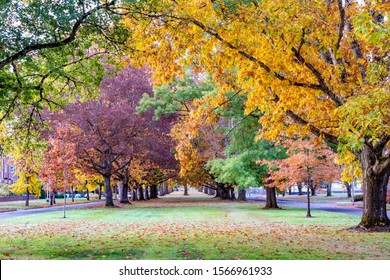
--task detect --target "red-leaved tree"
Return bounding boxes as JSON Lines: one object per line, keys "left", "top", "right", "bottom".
{"left": 266, "top": 135, "right": 341, "bottom": 216}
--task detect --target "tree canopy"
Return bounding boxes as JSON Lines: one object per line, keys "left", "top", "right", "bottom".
{"left": 0, "top": 0, "right": 127, "bottom": 135}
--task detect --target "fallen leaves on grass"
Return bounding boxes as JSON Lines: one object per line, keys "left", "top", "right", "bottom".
{"left": 0, "top": 198, "right": 389, "bottom": 260}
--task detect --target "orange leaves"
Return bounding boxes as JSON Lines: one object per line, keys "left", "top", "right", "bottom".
{"left": 40, "top": 134, "right": 79, "bottom": 192}
{"left": 266, "top": 135, "right": 341, "bottom": 190}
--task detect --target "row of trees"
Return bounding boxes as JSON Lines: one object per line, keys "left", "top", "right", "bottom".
{"left": 119, "top": 0, "right": 390, "bottom": 228}
{"left": 0, "top": 0, "right": 388, "bottom": 228}
{"left": 2, "top": 67, "right": 178, "bottom": 207}
{"left": 137, "top": 70, "right": 342, "bottom": 206}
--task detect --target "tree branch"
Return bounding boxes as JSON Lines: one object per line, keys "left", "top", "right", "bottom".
{"left": 291, "top": 47, "right": 344, "bottom": 107}
{"left": 0, "top": 0, "right": 116, "bottom": 70}
{"left": 285, "top": 110, "right": 339, "bottom": 146}
{"left": 190, "top": 18, "right": 324, "bottom": 91}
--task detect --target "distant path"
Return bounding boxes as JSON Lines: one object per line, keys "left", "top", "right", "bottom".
{"left": 248, "top": 196, "right": 390, "bottom": 217}
{"left": 0, "top": 201, "right": 106, "bottom": 220}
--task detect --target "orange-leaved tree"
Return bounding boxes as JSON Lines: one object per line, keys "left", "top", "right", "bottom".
{"left": 40, "top": 134, "right": 80, "bottom": 203}
{"left": 266, "top": 135, "right": 341, "bottom": 216}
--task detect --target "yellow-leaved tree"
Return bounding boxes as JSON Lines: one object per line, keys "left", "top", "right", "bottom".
{"left": 122, "top": 0, "right": 390, "bottom": 228}
{"left": 9, "top": 146, "right": 43, "bottom": 206}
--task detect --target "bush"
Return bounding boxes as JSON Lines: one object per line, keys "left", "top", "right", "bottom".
{"left": 353, "top": 194, "right": 363, "bottom": 202}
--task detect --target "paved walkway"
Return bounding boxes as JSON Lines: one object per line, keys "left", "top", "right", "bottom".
{"left": 248, "top": 196, "right": 390, "bottom": 217}
{"left": 0, "top": 201, "right": 105, "bottom": 220}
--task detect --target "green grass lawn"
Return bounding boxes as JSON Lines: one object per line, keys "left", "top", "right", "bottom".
{"left": 0, "top": 194, "right": 389, "bottom": 260}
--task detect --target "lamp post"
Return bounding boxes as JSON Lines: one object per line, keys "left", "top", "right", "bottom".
{"left": 306, "top": 148, "right": 312, "bottom": 218}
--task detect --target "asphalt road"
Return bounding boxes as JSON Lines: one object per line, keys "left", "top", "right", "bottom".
{"left": 248, "top": 196, "right": 390, "bottom": 217}
{"left": 0, "top": 201, "right": 106, "bottom": 220}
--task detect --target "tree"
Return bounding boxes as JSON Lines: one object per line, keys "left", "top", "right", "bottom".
{"left": 266, "top": 136, "right": 341, "bottom": 216}
{"left": 206, "top": 92, "right": 284, "bottom": 205}
{"left": 0, "top": 1, "right": 130, "bottom": 130}
{"left": 170, "top": 104, "right": 229, "bottom": 197}
{"left": 123, "top": 0, "right": 390, "bottom": 228}
{"left": 137, "top": 70, "right": 214, "bottom": 119}
{"left": 40, "top": 135, "right": 80, "bottom": 201}
{"left": 138, "top": 71, "right": 220, "bottom": 195}
{"left": 0, "top": 122, "right": 44, "bottom": 206}
{"left": 47, "top": 67, "right": 154, "bottom": 206}
{"left": 9, "top": 146, "right": 43, "bottom": 206}
{"left": 74, "top": 171, "right": 102, "bottom": 201}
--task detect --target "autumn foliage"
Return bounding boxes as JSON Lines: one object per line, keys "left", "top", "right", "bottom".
{"left": 44, "top": 67, "right": 177, "bottom": 206}
{"left": 266, "top": 136, "right": 341, "bottom": 191}
{"left": 121, "top": 0, "right": 390, "bottom": 227}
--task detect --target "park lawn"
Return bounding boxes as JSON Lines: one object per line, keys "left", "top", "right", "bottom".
{"left": 0, "top": 196, "right": 389, "bottom": 260}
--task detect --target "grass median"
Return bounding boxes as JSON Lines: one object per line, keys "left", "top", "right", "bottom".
{"left": 0, "top": 195, "right": 389, "bottom": 260}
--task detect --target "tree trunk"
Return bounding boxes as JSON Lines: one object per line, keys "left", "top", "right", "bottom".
{"left": 214, "top": 187, "right": 221, "bottom": 198}
{"left": 145, "top": 186, "right": 150, "bottom": 200}
{"left": 138, "top": 185, "right": 145, "bottom": 200}
{"left": 150, "top": 184, "right": 158, "bottom": 199}
{"left": 25, "top": 188, "right": 30, "bottom": 207}
{"left": 118, "top": 182, "right": 123, "bottom": 201}
{"left": 184, "top": 185, "right": 189, "bottom": 196}
{"left": 326, "top": 183, "right": 332, "bottom": 197}
{"left": 297, "top": 182, "right": 303, "bottom": 195}
{"left": 344, "top": 182, "right": 352, "bottom": 198}
{"left": 119, "top": 180, "right": 130, "bottom": 204}
{"left": 113, "top": 185, "right": 118, "bottom": 200}
{"left": 310, "top": 185, "right": 316, "bottom": 196}
{"left": 103, "top": 174, "right": 114, "bottom": 207}
{"left": 359, "top": 145, "right": 390, "bottom": 227}
{"left": 49, "top": 190, "right": 55, "bottom": 205}
{"left": 264, "top": 187, "right": 279, "bottom": 209}
{"left": 306, "top": 183, "right": 312, "bottom": 217}
{"left": 163, "top": 183, "right": 168, "bottom": 195}
{"left": 85, "top": 180, "right": 90, "bottom": 201}
{"left": 159, "top": 185, "right": 165, "bottom": 196}
{"left": 288, "top": 186, "right": 292, "bottom": 195}
{"left": 229, "top": 186, "right": 236, "bottom": 200}
{"left": 238, "top": 189, "right": 246, "bottom": 201}
{"left": 71, "top": 187, "right": 75, "bottom": 202}
{"left": 132, "top": 187, "right": 137, "bottom": 201}
{"left": 216, "top": 183, "right": 230, "bottom": 199}
{"left": 98, "top": 185, "right": 102, "bottom": 200}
